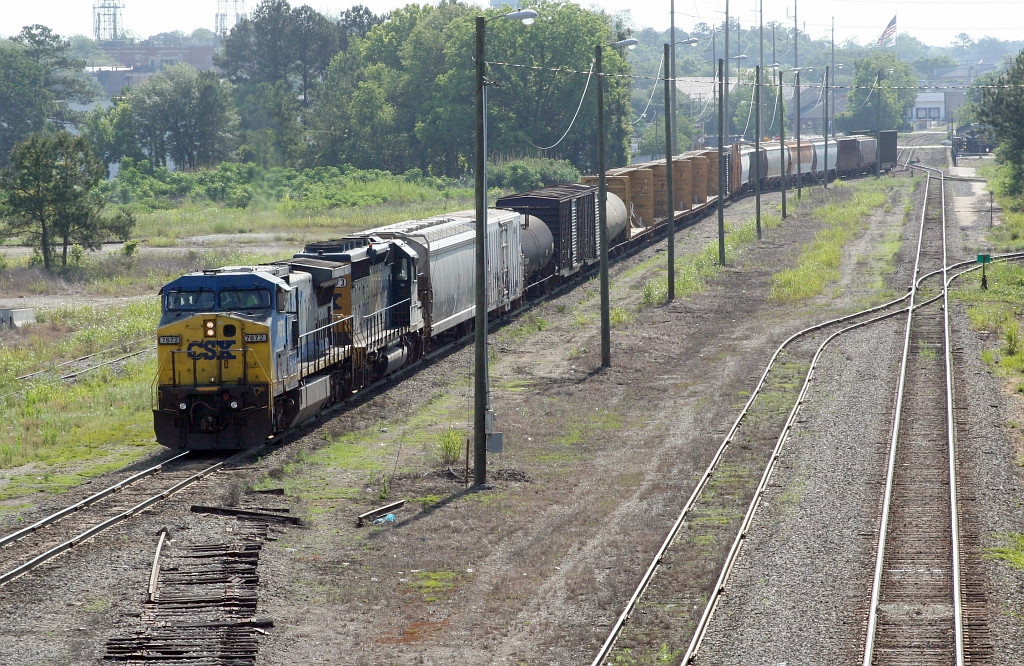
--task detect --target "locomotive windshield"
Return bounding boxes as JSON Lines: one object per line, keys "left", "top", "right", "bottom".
{"left": 164, "top": 288, "right": 271, "bottom": 311}
{"left": 219, "top": 289, "right": 272, "bottom": 310}
{"left": 165, "top": 289, "right": 216, "bottom": 311}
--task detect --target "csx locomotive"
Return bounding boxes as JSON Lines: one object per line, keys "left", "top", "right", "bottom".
{"left": 154, "top": 133, "right": 897, "bottom": 450}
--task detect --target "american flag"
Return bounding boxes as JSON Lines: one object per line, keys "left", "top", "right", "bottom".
{"left": 876, "top": 15, "right": 897, "bottom": 48}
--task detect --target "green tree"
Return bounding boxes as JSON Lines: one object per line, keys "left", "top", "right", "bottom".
{"left": 0, "top": 43, "right": 50, "bottom": 166}
{"left": 955, "top": 71, "right": 999, "bottom": 125}
{"left": 0, "top": 132, "right": 133, "bottom": 270}
{"left": 980, "top": 51, "right": 1024, "bottom": 195}
{"left": 11, "top": 25, "right": 97, "bottom": 128}
{"left": 125, "top": 64, "right": 237, "bottom": 170}
{"left": 401, "top": 0, "right": 633, "bottom": 176}
{"left": 834, "top": 53, "right": 916, "bottom": 133}
{"left": 81, "top": 98, "right": 147, "bottom": 173}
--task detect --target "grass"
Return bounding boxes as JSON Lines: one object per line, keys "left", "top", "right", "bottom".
{"left": 436, "top": 426, "right": 464, "bottom": 465}
{"left": 954, "top": 261, "right": 1024, "bottom": 377}
{"left": 985, "top": 533, "right": 1024, "bottom": 570}
{"left": 770, "top": 179, "right": 891, "bottom": 303}
{"left": 132, "top": 196, "right": 474, "bottom": 246}
{"left": 0, "top": 300, "right": 165, "bottom": 498}
{"left": 408, "top": 570, "right": 459, "bottom": 602}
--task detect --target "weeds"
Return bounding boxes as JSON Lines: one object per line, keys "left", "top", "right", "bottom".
{"left": 437, "top": 426, "right": 464, "bottom": 465}
{"left": 985, "top": 533, "right": 1024, "bottom": 570}
{"left": 770, "top": 180, "right": 889, "bottom": 303}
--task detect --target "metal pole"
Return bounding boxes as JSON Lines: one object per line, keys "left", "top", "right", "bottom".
{"left": 831, "top": 17, "right": 836, "bottom": 138}
{"left": 755, "top": 64, "right": 761, "bottom": 239}
{"left": 759, "top": 0, "right": 764, "bottom": 136}
{"left": 473, "top": 16, "right": 488, "bottom": 486}
{"left": 796, "top": 70, "right": 802, "bottom": 198}
{"left": 724, "top": 0, "right": 729, "bottom": 142}
{"left": 823, "top": 66, "right": 829, "bottom": 189}
{"left": 664, "top": 43, "right": 676, "bottom": 300}
{"left": 779, "top": 69, "right": 787, "bottom": 219}
{"left": 597, "top": 45, "right": 611, "bottom": 367}
{"left": 794, "top": 0, "right": 798, "bottom": 70}
{"left": 876, "top": 68, "right": 882, "bottom": 177}
{"left": 670, "top": 0, "right": 677, "bottom": 157}
{"left": 717, "top": 58, "right": 726, "bottom": 266}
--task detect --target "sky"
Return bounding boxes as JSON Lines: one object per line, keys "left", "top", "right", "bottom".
{"left": 1, "top": 0, "right": 1020, "bottom": 48}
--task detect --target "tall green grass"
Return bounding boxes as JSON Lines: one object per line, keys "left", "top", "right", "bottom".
{"left": 0, "top": 301, "right": 163, "bottom": 497}
{"left": 638, "top": 211, "right": 785, "bottom": 307}
{"left": 770, "top": 180, "right": 889, "bottom": 303}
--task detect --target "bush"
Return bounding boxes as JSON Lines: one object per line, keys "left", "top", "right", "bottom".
{"left": 488, "top": 158, "right": 582, "bottom": 193}
{"left": 436, "top": 426, "right": 464, "bottom": 465}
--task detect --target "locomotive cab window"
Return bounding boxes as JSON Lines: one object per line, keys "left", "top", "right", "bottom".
{"left": 219, "top": 289, "right": 271, "bottom": 310}
{"left": 165, "top": 289, "right": 216, "bottom": 311}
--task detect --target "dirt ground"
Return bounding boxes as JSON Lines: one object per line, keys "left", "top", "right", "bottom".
{"left": 0, "top": 150, "right": 1020, "bottom": 665}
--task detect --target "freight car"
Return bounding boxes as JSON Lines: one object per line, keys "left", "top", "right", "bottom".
{"left": 154, "top": 133, "right": 894, "bottom": 450}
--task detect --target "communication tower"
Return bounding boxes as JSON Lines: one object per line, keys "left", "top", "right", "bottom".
{"left": 93, "top": 0, "right": 125, "bottom": 42}
{"left": 215, "top": 0, "right": 247, "bottom": 37}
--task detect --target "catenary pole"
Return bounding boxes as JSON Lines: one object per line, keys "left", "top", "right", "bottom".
{"left": 664, "top": 44, "right": 676, "bottom": 301}
{"left": 755, "top": 64, "right": 762, "bottom": 238}
{"left": 717, "top": 58, "right": 725, "bottom": 266}
{"left": 597, "top": 45, "right": 611, "bottom": 367}
{"left": 779, "top": 69, "right": 787, "bottom": 219}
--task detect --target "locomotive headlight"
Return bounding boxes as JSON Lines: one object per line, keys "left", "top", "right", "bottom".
{"left": 178, "top": 402, "right": 188, "bottom": 411}
{"left": 230, "top": 401, "right": 239, "bottom": 409}
{"left": 204, "top": 319, "right": 216, "bottom": 337}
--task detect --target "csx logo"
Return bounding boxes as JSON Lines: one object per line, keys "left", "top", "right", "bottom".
{"left": 186, "top": 340, "right": 237, "bottom": 360}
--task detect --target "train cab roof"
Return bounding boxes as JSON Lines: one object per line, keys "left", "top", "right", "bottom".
{"left": 162, "top": 266, "right": 290, "bottom": 292}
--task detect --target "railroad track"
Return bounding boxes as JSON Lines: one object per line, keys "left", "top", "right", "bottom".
{"left": 862, "top": 165, "right": 963, "bottom": 665}
{"left": 594, "top": 159, "right": 1015, "bottom": 664}
{"left": 592, "top": 286, "right": 915, "bottom": 664}
{"left": 0, "top": 451, "right": 233, "bottom": 589}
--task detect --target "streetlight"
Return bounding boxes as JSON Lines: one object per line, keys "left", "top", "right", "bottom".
{"left": 597, "top": 36, "right": 638, "bottom": 365}
{"left": 474, "top": 8, "right": 537, "bottom": 487}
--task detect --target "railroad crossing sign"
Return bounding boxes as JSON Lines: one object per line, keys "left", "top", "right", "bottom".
{"left": 978, "top": 254, "right": 991, "bottom": 290}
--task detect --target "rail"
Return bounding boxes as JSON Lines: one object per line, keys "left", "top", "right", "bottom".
{"left": 591, "top": 292, "right": 912, "bottom": 665}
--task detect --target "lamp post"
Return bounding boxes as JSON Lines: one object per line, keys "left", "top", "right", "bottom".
{"left": 474, "top": 8, "right": 536, "bottom": 487}
{"left": 597, "top": 36, "right": 638, "bottom": 366}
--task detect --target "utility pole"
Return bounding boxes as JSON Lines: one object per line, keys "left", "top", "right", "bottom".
{"left": 664, "top": 44, "right": 676, "bottom": 301}
{"left": 779, "top": 69, "right": 787, "bottom": 219}
{"left": 876, "top": 68, "right": 882, "bottom": 177}
{"left": 755, "top": 64, "right": 762, "bottom": 238}
{"left": 831, "top": 17, "right": 836, "bottom": 138}
{"left": 724, "top": 0, "right": 729, "bottom": 143}
{"left": 759, "top": 0, "right": 764, "bottom": 139}
{"left": 670, "top": 0, "right": 677, "bottom": 156}
{"left": 597, "top": 45, "right": 611, "bottom": 367}
{"left": 796, "top": 69, "right": 802, "bottom": 198}
{"left": 823, "top": 66, "right": 829, "bottom": 189}
{"left": 718, "top": 59, "right": 726, "bottom": 266}
{"left": 794, "top": 0, "right": 798, "bottom": 71}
